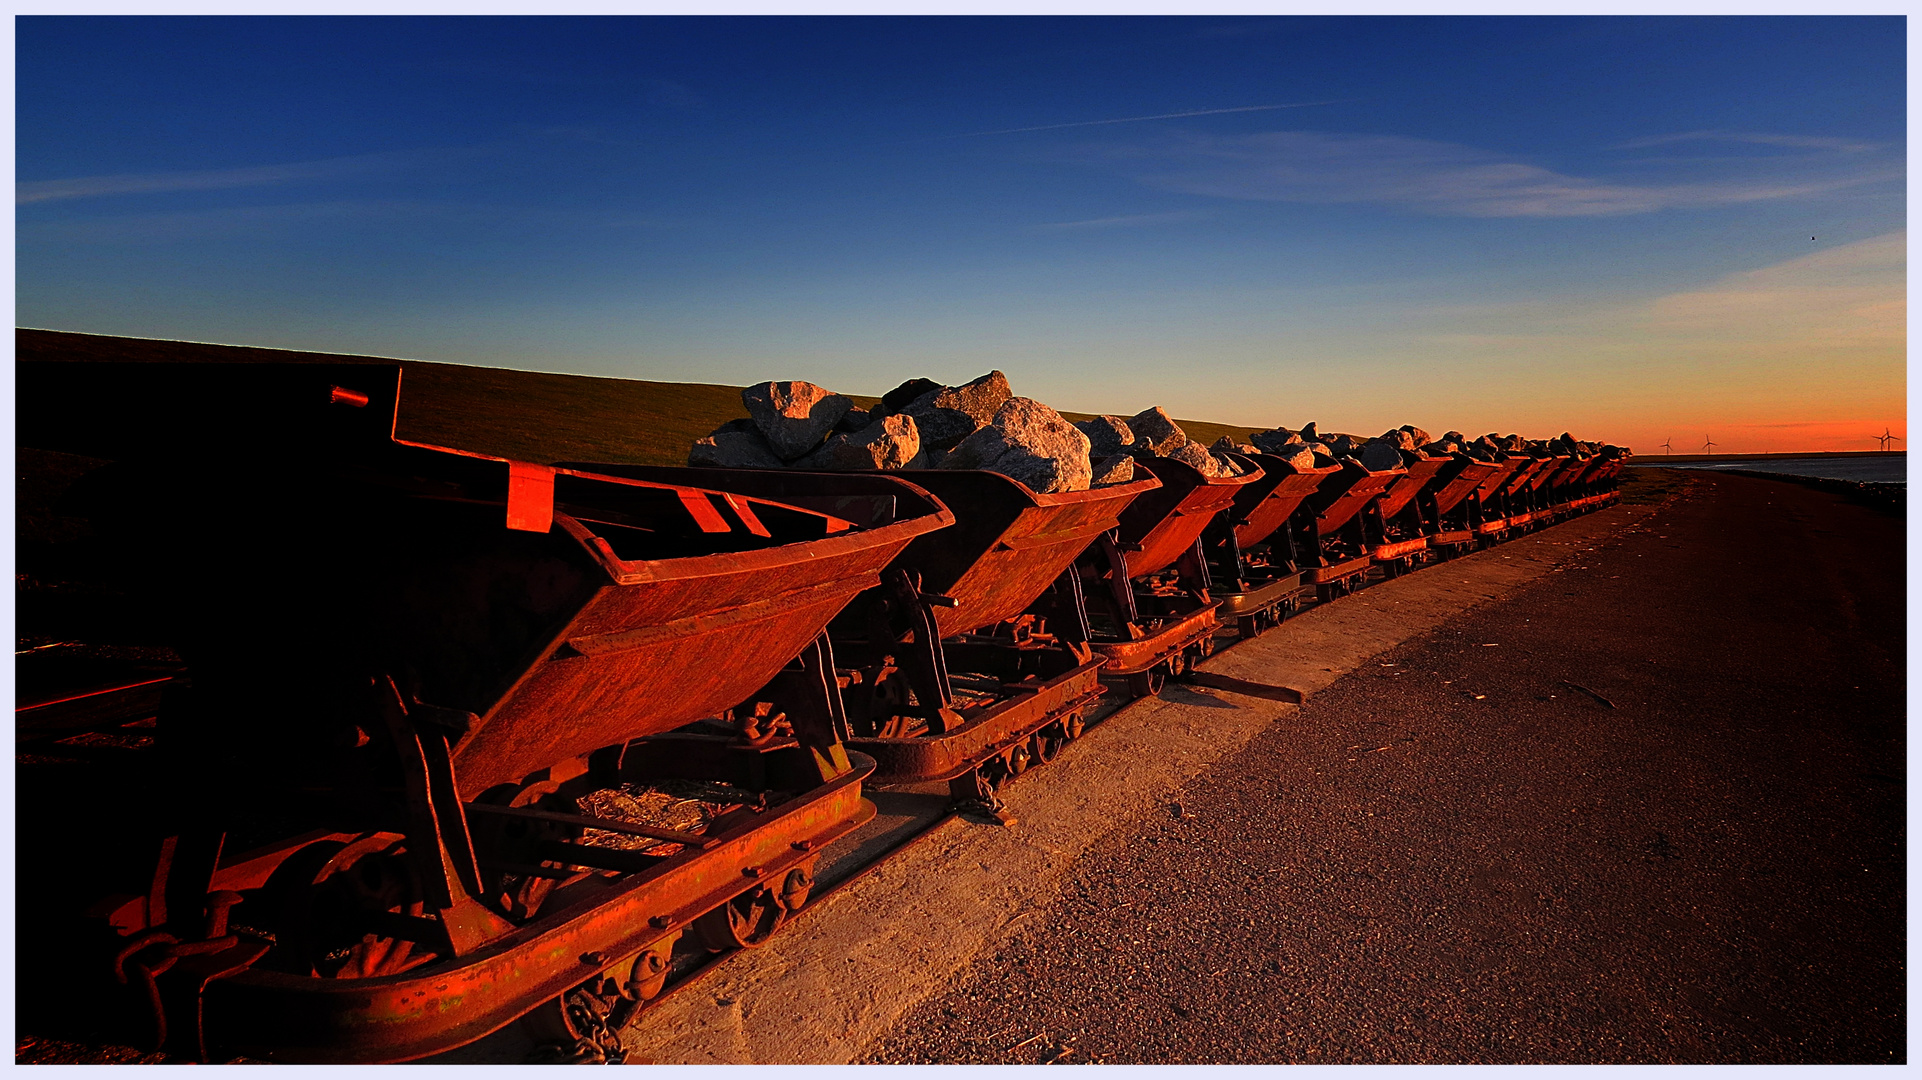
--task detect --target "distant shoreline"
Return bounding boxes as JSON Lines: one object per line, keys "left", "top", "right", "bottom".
{"left": 1630, "top": 451, "right": 1904, "bottom": 465}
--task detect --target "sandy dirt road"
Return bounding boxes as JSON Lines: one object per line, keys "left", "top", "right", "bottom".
{"left": 867, "top": 472, "right": 1905, "bottom": 1064}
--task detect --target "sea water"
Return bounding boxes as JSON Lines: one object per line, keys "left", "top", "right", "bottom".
{"left": 1641, "top": 455, "right": 1905, "bottom": 485}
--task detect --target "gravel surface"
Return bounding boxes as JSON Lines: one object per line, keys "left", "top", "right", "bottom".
{"left": 866, "top": 474, "right": 1904, "bottom": 1064}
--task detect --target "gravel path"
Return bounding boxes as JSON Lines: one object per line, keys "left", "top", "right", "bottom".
{"left": 867, "top": 473, "right": 1904, "bottom": 1064}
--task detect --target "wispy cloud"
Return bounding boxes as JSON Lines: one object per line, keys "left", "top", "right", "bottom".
{"left": 954, "top": 100, "right": 1357, "bottom": 139}
{"left": 1116, "top": 130, "right": 1897, "bottom": 218}
{"left": 1036, "top": 210, "right": 1206, "bottom": 230}
{"left": 1644, "top": 230, "right": 1905, "bottom": 344}
{"left": 1612, "top": 130, "right": 1881, "bottom": 153}
{"left": 15, "top": 147, "right": 460, "bottom": 205}
{"left": 17, "top": 197, "right": 679, "bottom": 245}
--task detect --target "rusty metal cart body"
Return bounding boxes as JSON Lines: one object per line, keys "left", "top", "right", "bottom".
{"left": 1578, "top": 457, "right": 1625, "bottom": 509}
{"left": 1425, "top": 454, "right": 1503, "bottom": 557}
{"left": 1508, "top": 454, "right": 1569, "bottom": 533}
{"left": 21, "top": 360, "right": 950, "bottom": 1064}
{"left": 1463, "top": 455, "right": 1531, "bottom": 544}
{"left": 1539, "top": 455, "right": 1590, "bottom": 520}
{"left": 1365, "top": 451, "right": 1463, "bottom": 577}
{"left": 1486, "top": 456, "right": 1552, "bottom": 537}
{"left": 553, "top": 464, "right": 1161, "bottom": 806}
{"left": 1077, "top": 454, "right": 1260, "bottom": 696}
{"left": 1303, "top": 459, "right": 1406, "bottom": 600}
{"left": 1200, "top": 452, "right": 1339, "bottom": 639}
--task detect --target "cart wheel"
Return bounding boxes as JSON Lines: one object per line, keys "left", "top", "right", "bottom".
{"left": 1126, "top": 670, "right": 1165, "bottom": 699}
{"left": 1061, "top": 709, "right": 1086, "bottom": 741}
{"left": 1165, "top": 651, "right": 1187, "bottom": 677}
{"left": 1030, "top": 726, "right": 1062, "bottom": 765}
{"left": 1236, "top": 615, "right": 1261, "bottom": 640}
{"left": 1004, "top": 740, "right": 1033, "bottom": 776}
{"left": 692, "top": 884, "right": 786, "bottom": 952}
{"left": 255, "top": 833, "right": 434, "bottom": 980}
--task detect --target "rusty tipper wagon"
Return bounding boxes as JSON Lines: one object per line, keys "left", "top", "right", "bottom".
{"left": 1302, "top": 458, "right": 1405, "bottom": 600}
{"left": 1076, "top": 454, "right": 1261, "bottom": 697}
{"left": 547, "top": 464, "right": 1162, "bottom": 810}
{"left": 20, "top": 361, "right": 950, "bottom": 1063}
{"left": 1201, "top": 453, "right": 1338, "bottom": 639}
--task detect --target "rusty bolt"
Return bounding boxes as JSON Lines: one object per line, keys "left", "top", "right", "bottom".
{"left": 581, "top": 951, "right": 608, "bottom": 967}
{"left": 648, "top": 916, "right": 671, "bottom": 929}
{"left": 791, "top": 839, "right": 815, "bottom": 852}
{"left": 741, "top": 865, "right": 762, "bottom": 878}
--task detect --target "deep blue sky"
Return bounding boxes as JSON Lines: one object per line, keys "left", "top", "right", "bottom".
{"left": 15, "top": 17, "right": 1907, "bottom": 450}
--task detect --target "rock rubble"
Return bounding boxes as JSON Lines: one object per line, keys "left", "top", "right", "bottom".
{"left": 692, "top": 376, "right": 1628, "bottom": 494}
{"left": 687, "top": 371, "right": 1137, "bottom": 492}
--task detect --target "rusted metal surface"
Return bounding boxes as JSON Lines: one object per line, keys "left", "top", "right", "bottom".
{"left": 1309, "top": 461, "right": 1405, "bottom": 539}
{"left": 1524, "top": 455, "right": 1570, "bottom": 495}
{"left": 851, "top": 658, "right": 1104, "bottom": 782}
{"left": 1428, "top": 456, "right": 1501, "bottom": 519}
{"left": 1372, "top": 538, "right": 1430, "bottom": 561}
{"left": 1196, "top": 452, "right": 1328, "bottom": 640}
{"left": 557, "top": 467, "right": 1152, "bottom": 642}
{"left": 1308, "top": 555, "right": 1374, "bottom": 584}
{"left": 1087, "top": 603, "right": 1220, "bottom": 676}
{"left": 203, "top": 757, "right": 876, "bottom": 1063}
{"left": 853, "top": 470, "right": 1161, "bottom": 640}
{"left": 1215, "top": 573, "right": 1306, "bottom": 618}
{"left": 453, "top": 467, "right": 947, "bottom": 791}
{"left": 26, "top": 360, "right": 958, "bottom": 1064}
{"left": 1373, "top": 453, "right": 1454, "bottom": 524}
{"left": 1115, "top": 456, "right": 1261, "bottom": 578}
{"left": 23, "top": 352, "right": 1643, "bottom": 1064}
{"left": 1491, "top": 456, "right": 1548, "bottom": 506}
{"left": 1222, "top": 455, "right": 1338, "bottom": 551}
{"left": 1072, "top": 455, "right": 1249, "bottom": 694}
{"left": 1468, "top": 455, "right": 1529, "bottom": 507}
{"left": 569, "top": 467, "right": 1159, "bottom": 792}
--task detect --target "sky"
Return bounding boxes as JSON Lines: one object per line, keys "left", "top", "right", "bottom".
{"left": 14, "top": 16, "right": 1907, "bottom": 454}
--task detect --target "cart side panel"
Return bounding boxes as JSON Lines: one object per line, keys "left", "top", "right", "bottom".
{"left": 917, "top": 478, "right": 1158, "bottom": 636}
{"left": 1313, "top": 467, "right": 1404, "bottom": 536}
{"left": 1124, "top": 458, "right": 1261, "bottom": 578}
{"left": 1231, "top": 463, "right": 1337, "bottom": 549}
{"left": 1430, "top": 459, "right": 1500, "bottom": 517}
{"left": 1374, "top": 455, "right": 1454, "bottom": 521}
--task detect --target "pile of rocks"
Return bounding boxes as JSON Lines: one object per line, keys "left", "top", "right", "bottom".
{"left": 689, "top": 375, "right": 1629, "bottom": 495}
{"left": 688, "top": 371, "right": 1102, "bottom": 494}
{"left": 1234, "top": 421, "right": 1629, "bottom": 472}
{"left": 1070, "top": 407, "right": 1251, "bottom": 482}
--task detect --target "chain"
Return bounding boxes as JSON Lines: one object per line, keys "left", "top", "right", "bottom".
{"left": 522, "top": 988, "right": 628, "bottom": 1065}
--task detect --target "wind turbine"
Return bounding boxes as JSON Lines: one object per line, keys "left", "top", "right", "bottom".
{"left": 1873, "top": 427, "right": 1902, "bottom": 451}
{"left": 1660, "top": 435, "right": 1674, "bottom": 456}
{"left": 1702, "top": 435, "right": 1717, "bottom": 455}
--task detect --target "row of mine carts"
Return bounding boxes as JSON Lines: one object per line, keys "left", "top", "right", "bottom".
{"left": 15, "top": 360, "right": 1624, "bottom": 1063}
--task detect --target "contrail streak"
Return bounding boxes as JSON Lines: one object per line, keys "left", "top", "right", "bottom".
{"left": 952, "top": 99, "right": 1359, "bottom": 138}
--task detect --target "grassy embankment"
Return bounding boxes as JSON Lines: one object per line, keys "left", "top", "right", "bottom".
{"left": 17, "top": 329, "right": 1254, "bottom": 466}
